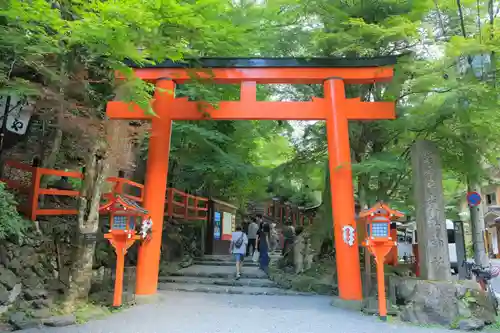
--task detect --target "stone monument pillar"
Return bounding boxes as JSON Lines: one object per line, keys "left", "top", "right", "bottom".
{"left": 411, "top": 140, "right": 451, "bottom": 280}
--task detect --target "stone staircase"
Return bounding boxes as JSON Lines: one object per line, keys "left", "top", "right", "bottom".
{"left": 158, "top": 255, "right": 309, "bottom": 296}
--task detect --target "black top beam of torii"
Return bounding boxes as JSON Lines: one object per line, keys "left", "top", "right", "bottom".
{"left": 123, "top": 55, "right": 400, "bottom": 69}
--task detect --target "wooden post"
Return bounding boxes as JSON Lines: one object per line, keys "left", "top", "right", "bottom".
{"left": 364, "top": 219, "right": 372, "bottom": 297}
{"left": 375, "top": 254, "right": 388, "bottom": 321}
{"left": 388, "top": 225, "right": 398, "bottom": 266}
{"left": 183, "top": 195, "right": 189, "bottom": 219}
{"left": 113, "top": 244, "right": 125, "bottom": 307}
{"left": 29, "top": 166, "right": 41, "bottom": 221}
{"left": 194, "top": 197, "right": 198, "bottom": 220}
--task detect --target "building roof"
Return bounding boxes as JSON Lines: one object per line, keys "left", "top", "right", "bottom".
{"left": 358, "top": 202, "right": 405, "bottom": 220}
{"left": 99, "top": 195, "right": 148, "bottom": 214}
{"left": 124, "top": 56, "right": 399, "bottom": 69}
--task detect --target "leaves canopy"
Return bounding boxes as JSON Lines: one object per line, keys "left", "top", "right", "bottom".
{"left": 2, "top": 0, "right": 500, "bottom": 218}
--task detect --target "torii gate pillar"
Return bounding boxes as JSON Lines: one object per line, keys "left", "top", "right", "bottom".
{"left": 324, "top": 78, "right": 362, "bottom": 299}
{"left": 106, "top": 57, "right": 397, "bottom": 302}
{"left": 135, "top": 79, "right": 173, "bottom": 295}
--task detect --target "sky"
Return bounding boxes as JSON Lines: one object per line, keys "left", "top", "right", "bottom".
{"left": 289, "top": 120, "right": 316, "bottom": 141}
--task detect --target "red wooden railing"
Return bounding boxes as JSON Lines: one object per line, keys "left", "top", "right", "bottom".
{"left": 0, "top": 160, "right": 208, "bottom": 222}
{"left": 264, "top": 200, "right": 314, "bottom": 227}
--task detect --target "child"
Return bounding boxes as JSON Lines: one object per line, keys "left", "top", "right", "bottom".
{"left": 230, "top": 225, "right": 248, "bottom": 279}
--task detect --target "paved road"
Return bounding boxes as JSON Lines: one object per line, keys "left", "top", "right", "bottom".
{"left": 21, "top": 292, "right": 454, "bottom": 333}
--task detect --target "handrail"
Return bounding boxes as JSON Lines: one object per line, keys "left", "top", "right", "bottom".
{"left": 3, "top": 160, "right": 36, "bottom": 172}
{"left": 264, "top": 200, "right": 315, "bottom": 226}
{"left": 0, "top": 160, "right": 208, "bottom": 222}
{"left": 165, "top": 188, "right": 208, "bottom": 221}
{"left": 37, "top": 167, "right": 83, "bottom": 179}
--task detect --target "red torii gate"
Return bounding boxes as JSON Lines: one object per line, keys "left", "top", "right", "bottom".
{"left": 106, "top": 57, "right": 397, "bottom": 301}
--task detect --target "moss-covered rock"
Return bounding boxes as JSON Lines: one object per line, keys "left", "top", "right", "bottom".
{"left": 269, "top": 258, "right": 337, "bottom": 295}
{"left": 394, "top": 277, "right": 497, "bottom": 330}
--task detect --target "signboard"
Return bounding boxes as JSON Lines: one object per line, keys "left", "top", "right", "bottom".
{"left": 466, "top": 192, "right": 481, "bottom": 207}
{"left": 0, "top": 95, "right": 33, "bottom": 135}
{"left": 214, "top": 211, "right": 221, "bottom": 240}
{"left": 222, "top": 212, "right": 232, "bottom": 236}
{"left": 223, "top": 212, "right": 233, "bottom": 233}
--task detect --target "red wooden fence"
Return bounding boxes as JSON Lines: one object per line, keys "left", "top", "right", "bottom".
{"left": 0, "top": 160, "right": 208, "bottom": 222}
{"left": 264, "top": 200, "right": 314, "bottom": 227}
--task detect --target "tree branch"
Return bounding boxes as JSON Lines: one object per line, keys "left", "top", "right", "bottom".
{"left": 456, "top": 0, "right": 474, "bottom": 67}
{"left": 396, "top": 88, "right": 453, "bottom": 102}
{"left": 433, "top": 0, "right": 447, "bottom": 37}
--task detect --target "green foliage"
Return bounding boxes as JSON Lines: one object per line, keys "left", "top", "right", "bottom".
{"left": 266, "top": 0, "right": 500, "bottom": 222}
{"left": 143, "top": 118, "right": 295, "bottom": 206}
{"left": 0, "top": 182, "right": 29, "bottom": 240}
{"left": 2, "top": 0, "right": 499, "bottom": 235}
{"left": 0, "top": 0, "right": 304, "bottom": 212}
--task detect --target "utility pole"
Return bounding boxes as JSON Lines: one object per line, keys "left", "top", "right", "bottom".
{"left": 466, "top": 54, "right": 494, "bottom": 267}
{"left": 452, "top": 0, "right": 493, "bottom": 267}
{"left": 467, "top": 181, "right": 489, "bottom": 266}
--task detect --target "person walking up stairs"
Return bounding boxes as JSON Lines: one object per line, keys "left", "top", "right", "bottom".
{"left": 158, "top": 254, "right": 312, "bottom": 296}
{"left": 247, "top": 217, "right": 259, "bottom": 257}
{"left": 230, "top": 225, "right": 248, "bottom": 279}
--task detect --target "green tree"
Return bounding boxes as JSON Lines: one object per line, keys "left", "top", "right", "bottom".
{"left": 0, "top": 0, "right": 301, "bottom": 306}
{"left": 0, "top": 182, "right": 29, "bottom": 241}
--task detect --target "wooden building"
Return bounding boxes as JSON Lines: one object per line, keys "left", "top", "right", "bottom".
{"left": 204, "top": 198, "right": 238, "bottom": 255}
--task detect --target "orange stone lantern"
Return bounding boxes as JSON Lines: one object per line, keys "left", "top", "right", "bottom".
{"left": 100, "top": 195, "right": 149, "bottom": 307}
{"left": 359, "top": 202, "right": 404, "bottom": 321}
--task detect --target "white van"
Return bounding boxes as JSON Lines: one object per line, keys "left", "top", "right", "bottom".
{"left": 397, "top": 219, "right": 459, "bottom": 273}
{"left": 446, "top": 219, "right": 458, "bottom": 274}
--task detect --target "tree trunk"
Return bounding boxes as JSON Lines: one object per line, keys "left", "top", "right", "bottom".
{"left": 39, "top": 126, "right": 63, "bottom": 206}
{"left": 41, "top": 127, "right": 63, "bottom": 179}
{"left": 63, "top": 141, "right": 109, "bottom": 311}
{"left": 313, "top": 162, "right": 335, "bottom": 256}
{"left": 357, "top": 174, "right": 372, "bottom": 296}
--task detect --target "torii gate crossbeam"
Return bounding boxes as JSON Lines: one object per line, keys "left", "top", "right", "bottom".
{"left": 106, "top": 56, "right": 397, "bottom": 302}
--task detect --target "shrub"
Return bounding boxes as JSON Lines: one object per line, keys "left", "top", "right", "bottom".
{"left": 0, "top": 182, "right": 30, "bottom": 240}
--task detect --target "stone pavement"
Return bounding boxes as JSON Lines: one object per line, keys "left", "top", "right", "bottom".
{"left": 19, "top": 291, "right": 455, "bottom": 333}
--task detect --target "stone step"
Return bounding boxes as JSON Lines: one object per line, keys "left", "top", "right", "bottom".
{"left": 171, "top": 264, "right": 269, "bottom": 279}
{"left": 169, "top": 270, "right": 267, "bottom": 279}
{"left": 197, "top": 254, "right": 282, "bottom": 262}
{"left": 193, "top": 260, "right": 259, "bottom": 267}
{"left": 158, "top": 282, "right": 313, "bottom": 296}
{"left": 196, "top": 255, "right": 233, "bottom": 262}
{"left": 158, "top": 275, "right": 278, "bottom": 288}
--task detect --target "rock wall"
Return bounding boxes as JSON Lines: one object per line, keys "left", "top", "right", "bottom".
{"left": 0, "top": 234, "right": 70, "bottom": 330}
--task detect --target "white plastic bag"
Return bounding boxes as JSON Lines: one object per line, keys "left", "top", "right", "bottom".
{"left": 252, "top": 250, "right": 260, "bottom": 262}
